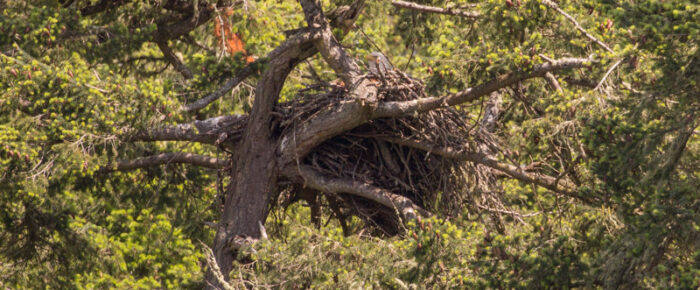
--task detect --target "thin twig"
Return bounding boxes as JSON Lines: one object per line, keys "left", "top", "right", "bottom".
{"left": 593, "top": 58, "right": 623, "bottom": 90}
{"left": 541, "top": 0, "right": 614, "bottom": 53}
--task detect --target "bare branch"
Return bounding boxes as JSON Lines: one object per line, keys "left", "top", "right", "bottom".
{"left": 378, "top": 137, "right": 593, "bottom": 203}
{"left": 183, "top": 64, "right": 257, "bottom": 112}
{"left": 279, "top": 57, "right": 593, "bottom": 169}
{"left": 544, "top": 72, "right": 563, "bottom": 93}
{"left": 156, "top": 40, "right": 194, "bottom": 79}
{"left": 373, "top": 57, "right": 594, "bottom": 118}
{"left": 128, "top": 115, "right": 246, "bottom": 145}
{"left": 102, "top": 152, "right": 227, "bottom": 172}
{"left": 298, "top": 166, "right": 429, "bottom": 221}
{"left": 391, "top": 0, "right": 480, "bottom": 19}
{"left": 541, "top": 0, "right": 614, "bottom": 53}
{"left": 593, "top": 58, "right": 624, "bottom": 90}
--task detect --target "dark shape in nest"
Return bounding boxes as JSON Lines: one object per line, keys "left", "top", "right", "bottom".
{"left": 275, "top": 70, "right": 499, "bottom": 235}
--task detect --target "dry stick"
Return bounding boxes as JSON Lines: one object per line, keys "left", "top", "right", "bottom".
{"left": 544, "top": 72, "right": 563, "bottom": 93}
{"left": 541, "top": 0, "right": 613, "bottom": 54}
{"left": 541, "top": 0, "right": 625, "bottom": 90}
{"left": 593, "top": 58, "right": 623, "bottom": 90}
{"left": 391, "top": 0, "right": 480, "bottom": 19}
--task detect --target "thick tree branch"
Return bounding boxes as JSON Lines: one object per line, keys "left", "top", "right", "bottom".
{"left": 128, "top": 115, "right": 246, "bottom": 145}
{"left": 391, "top": 0, "right": 480, "bottom": 19}
{"left": 301, "top": 0, "right": 364, "bottom": 86}
{"left": 377, "top": 137, "right": 592, "bottom": 203}
{"left": 102, "top": 152, "right": 227, "bottom": 172}
{"left": 373, "top": 57, "right": 594, "bottom": 117}
{"left": 298, "top": 166, "right": 428, "bottom": 221}
{"left": 279, "top": 57, "right": 593, "bottom": 170}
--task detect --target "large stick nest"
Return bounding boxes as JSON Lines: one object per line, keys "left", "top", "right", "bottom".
{"left": 274, "top": 71, "right": 501, "bottom": 235}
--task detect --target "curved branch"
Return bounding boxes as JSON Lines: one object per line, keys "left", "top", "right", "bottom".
{"left": 298, "top": 166, "right": 429, "bottom": 221}
{"left": 391, "top": 0, "right": 480, "bottom": 19}
{"left": 102, "top": 152, "right": 228, "bottom": 172}
{"left": 373, "top": 57, "right": 594, "bottom": 117}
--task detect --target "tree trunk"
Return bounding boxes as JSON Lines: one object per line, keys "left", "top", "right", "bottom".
{"left": 206, "top": 38, "right": 316, "bottom": 288}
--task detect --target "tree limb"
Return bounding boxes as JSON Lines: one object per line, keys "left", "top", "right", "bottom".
{"left": 279, "top": 56, "right": 594, "bottom": 170}
{"left": 544, "top": 72, "right": 563, "bottom": 93}
{"left": 128, "top": 115, "right": 247, "bottom": 146}
{"left": 391, "top": 0, "right": 480, "bottom": 19}
{"left": 102, "top": 152, "right": 227, "bottom": 172}
{"left": 373, "top": 57, "right": 594, "bottom": 117}
{"left": 156, "top": 40, "right": 194, "bottom": 79}
{"left": 298, "top": 165, "right": 429, "bottom": 221}
{"left": 300, "top": 0, "right": 364, "bottom": 86}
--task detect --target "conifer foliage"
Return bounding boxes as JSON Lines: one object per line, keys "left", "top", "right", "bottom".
{"left": 0, "top": 0, "right": 697, "bottom": 288}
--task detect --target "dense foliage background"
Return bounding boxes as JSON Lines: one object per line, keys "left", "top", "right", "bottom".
{"left": 1, "top": 0, "right": 697, "bottom": 288}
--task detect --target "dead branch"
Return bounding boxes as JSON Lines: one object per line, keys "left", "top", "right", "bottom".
{"left": 102, "top": 152, "right": 228, "bottom": 172}
{"left": 299, "top": 165, "right": 429, "bottom": 221}
{"left": 544, "top": 72, "right": 563, "bottom": 93}
{"left": 183, "top": 62, "right": 259, "bottom": 112}
{"left": 541, "top": 0, "right": 614, "bottom": 53}
{"left": 594, "top": 58, "right": 624, "bottom": 90}
{"left": 301, "top": 0, "right": 364, "bottom": 85}
{"left": 391, "top": 0, "right": 480, "bottom": 19}
{"left": 156, "top": 40, "right": 193, "bottom": 79}
{"left": 373, "top": 57, "right": 594, "bottom": 117}
{"left": 128, "top": 115, "right": 247, "bottom": 146}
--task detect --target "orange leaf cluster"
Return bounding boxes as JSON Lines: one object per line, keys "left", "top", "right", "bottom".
{"left": 214, "top": 8, "right": 254, "bottom": 63}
